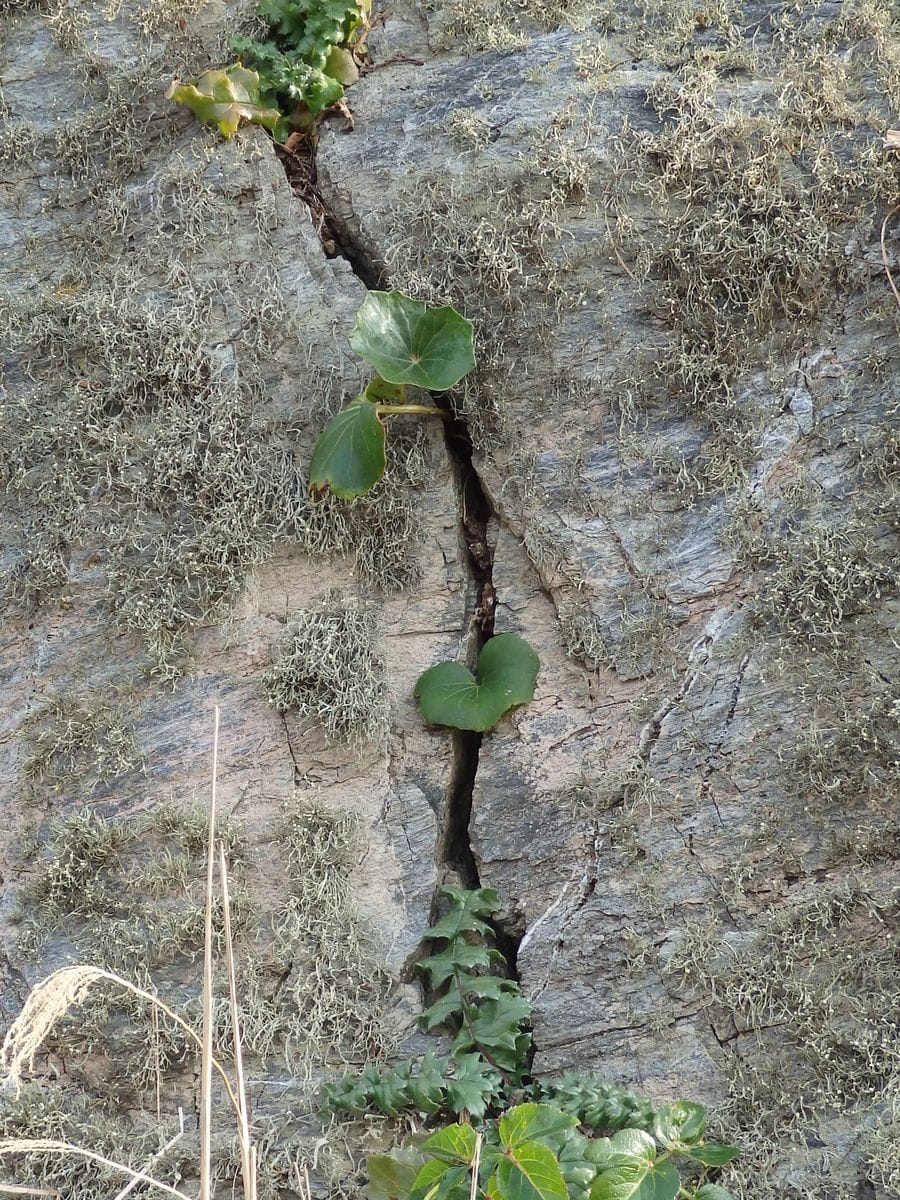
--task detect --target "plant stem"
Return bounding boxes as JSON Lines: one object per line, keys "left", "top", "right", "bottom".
{"left": 376, "top": 403, "right": 446, "bottom": 417}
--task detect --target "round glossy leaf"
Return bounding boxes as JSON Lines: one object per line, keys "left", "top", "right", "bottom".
{"left": 414, "top": 634, "right": 539, "bottom": 732}
{"left": 351, "top": 292, "right": 476, "bottom": 390}
{"left": 308, "top": 397, "right": 386, "bottom": 499}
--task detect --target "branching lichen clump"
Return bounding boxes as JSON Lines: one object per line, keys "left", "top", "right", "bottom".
{"left": 264, "top": 590, "right": 388, "bottom": 745}
{"left": 24, "top": 695, "right": 142, "bottom": 792}
{"left": 236, "top": 796, "right": 393, "bottom": 1078}
{"left": 665, "top": 880, "right": 899, "bottom": 1198}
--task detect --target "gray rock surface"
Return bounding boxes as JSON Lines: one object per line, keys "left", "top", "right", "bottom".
{"left": 0, "top": 2, "right": 897, "bottom": 1200}
{"left": 318, "top": 3, "right": 900, "bottom": 1197}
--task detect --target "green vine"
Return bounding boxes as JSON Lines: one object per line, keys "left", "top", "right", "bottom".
{"left": 321, "top": 888, "right": 740, "bottom": 1200}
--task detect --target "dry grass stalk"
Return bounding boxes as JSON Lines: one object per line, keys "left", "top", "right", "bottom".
{"left": 0, "top": 1141, "right": 192, "bottom": 1200}
{"left": 0, "top": 964, "right": 240, "bottom": 1117}
{"left": 469, "top": 1132, "right": 483, "bottom": 1200}
{"left": 199, "top": 705, "right": 220, "bottom": 1200}
{"left": 218, "top": 839, "right": 256, "bottom": 1200}
{"left": 110, "top": 1109, "right": 185, "bottom": 1200}
{"left": 0, "top": 1186, "right": 60, "bottom": 1197}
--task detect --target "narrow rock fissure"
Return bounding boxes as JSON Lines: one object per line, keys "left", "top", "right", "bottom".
{"left": 278, "top": 129, "right": 522, "bottom": 981}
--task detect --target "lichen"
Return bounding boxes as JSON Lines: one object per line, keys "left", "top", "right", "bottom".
{"left": 23, "top": 695, "right": 142, "bottom": 792}
{"left": 264, "top": 589, "right": 388, "bottom": 746}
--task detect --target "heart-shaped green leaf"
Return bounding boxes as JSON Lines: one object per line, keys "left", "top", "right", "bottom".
{"left": 166, "top": 64, "right": 282, "bottom": 138}
{"left": 414, "top": 634, "right": 539, "bottom": 732}
{"left": 308, "top": 397, "right": 386, "bottom": 499}
{"left": 351, "top": 292, "right": 476, "bottom": 390}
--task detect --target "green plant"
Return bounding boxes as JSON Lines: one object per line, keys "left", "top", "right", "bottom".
{"left": 309, "top": 291, "right": 476, "bottom": 499}
{"left": 322, "top": 888, "right": 740, "bottom": 1200}
{"left": 414, "top": 633, "right": 540, "bottom": 732}
{"left": 169, "top": 0, "right": 370, "bottom": 138}
{"left": 165, "top": 65, "right": 282, "bottom": 139}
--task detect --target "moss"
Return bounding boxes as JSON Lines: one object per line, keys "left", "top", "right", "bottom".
{"left": 433, "top": 0, "right": 593, "bottom": 53}
{"left": 24, "top": 695, "right": 142, "bottom": 792}
{"left": 264, "top": 590, "right": 388, "bottom": 747}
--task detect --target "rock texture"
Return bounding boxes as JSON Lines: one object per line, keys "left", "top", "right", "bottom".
{"left": 0, "top": 2, "right": 898, "bottom": 1200}
{"left": 317, "top": 3, "right": 900, "bottom": 1197}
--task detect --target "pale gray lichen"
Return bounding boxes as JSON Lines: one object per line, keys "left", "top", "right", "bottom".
{"left": 264, "top": 590, "right": 388, "bottom": 746}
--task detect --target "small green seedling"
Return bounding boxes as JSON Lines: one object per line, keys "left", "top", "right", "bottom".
{"left": 309, "top": 291, "right": 476, "bottom": 500}
{"left": 415, "top": 634, "right": 539, "bottom": 732}
{"left": 166, "top": 65, "right": 282, "bottom": 139}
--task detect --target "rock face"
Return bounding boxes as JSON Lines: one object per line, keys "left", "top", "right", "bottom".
{"left": 317, "top": 3, "right": 899, "bottom": 1197}
{"left": 0, "top": 2, "right": 898, "bottom": 1200}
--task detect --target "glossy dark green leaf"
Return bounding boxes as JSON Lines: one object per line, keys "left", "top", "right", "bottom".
{"left": 308, "top": 397, "right": 386, "bottom": 499}
{"left": 683, "top": 1144, "right": 740, "bottom": 1167}
{"left": 445, "top": 1053, "right": 502, "bottom": 1119}
{"left": 425, "top": 886, "right": 500, "bottom": 939}
{"left": 415, "top": 634, "right": 540, "bottom": 732}
{"left": 417, "top": 942, "right": 504, "bottom": 987}
{"left": 653, "top": 1102, "right": 706, "bottom": 1150}
{"left": 494, "top": 1141, "right": 569, "bottom": 1200}
{"left": 351, "top": 292, "right": 476, "bottom": 390}
{"left": 499, "top": 1104, "right": 578, "bottom": 1150}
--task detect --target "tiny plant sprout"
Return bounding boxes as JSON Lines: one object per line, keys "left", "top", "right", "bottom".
{"left": 309, "top": 292, "right": 476, "bottom": 500}
{"left": 414, "top": 634, "right": 540, "bottom": 732}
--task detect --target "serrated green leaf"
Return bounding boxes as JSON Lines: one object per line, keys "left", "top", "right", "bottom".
{"left": 683, "top": 1144, "right": 740, "bottom": 1168}
{"left": 500, "top": 1104, "right": 578, "bottom": 1150}
{"left": 406, "top": 1053, "right": 449, "bottom": 1115}
{"left": 445, "top": 1053, "right": 502, "bottom": 1119}
{"left": 422, "top": 1124, "right": 477, "bottom": 1165}
{"left": 167, "top": 64, "right": 282, "bottom": 138}
{"left": 494, "top": 1141, "right": 568, "bottom": 1200}
{"left": 418, "top": 943, "right": 504, "bottom": 987}
{"left": 425, "top": 887, "right": 500, "bottom": 940}
{"left": 591, "top": 1160, "right": 679, "bottom": 1200}
{"left": 693, "top": 1187, "right": 736, "bottom": 1200}
{"left": 653, "top": 1102, "right": 706, "bottom": 1150}
{"left": 351, "top": 292, "right": 476, "bottom": 390}
{"left": 308, "top": 396, "right": 386, "bottom": 499}
{"left": 369, "top": 1152, "right": 422, "bottom": 1200}
{"left": 415, "top": 634, "right": 540, "bottom": 732}
{"left": 421, "top": 992, "right": 463, "bottom": 1031}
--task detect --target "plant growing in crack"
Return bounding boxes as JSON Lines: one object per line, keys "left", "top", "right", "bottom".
{"left": 168, "top": 0, "right": 370, "bottom": 139}
{"left": 308, "top": 291, "right": 476, "bottom": 499}
{"left": 415, "top": 633, "right": 540, "bottom": 732}
{"left": 322, "top": 887, "right": 741, "bottom": 1200}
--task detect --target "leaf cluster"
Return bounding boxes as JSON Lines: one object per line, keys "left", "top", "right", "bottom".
{"left": 369, "top": 1102, "right": 740, "bottom": 1200}
{"left": 233, "top": 0, "right": 369, "bottom": 119}
{"left": 169, "top": 0, "right": 369, "bottom": 139}
{"left": 309, "top": 292, "right": 476, "bottom": 500}
{"left": 321, "top": 889, "right": 741, "bottom": 1200}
